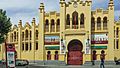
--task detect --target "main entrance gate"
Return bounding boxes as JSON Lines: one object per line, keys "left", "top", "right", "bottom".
{"left": 67, "top": 39, "right": 83, "bottom": 65}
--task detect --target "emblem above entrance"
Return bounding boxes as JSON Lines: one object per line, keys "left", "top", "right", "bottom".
{"left": 73, "top": 1, "right": 78, "bottom": 8}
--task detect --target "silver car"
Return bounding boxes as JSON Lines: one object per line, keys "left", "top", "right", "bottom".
{"left": 16, "top": 59, "right": 29, "bottom": 66}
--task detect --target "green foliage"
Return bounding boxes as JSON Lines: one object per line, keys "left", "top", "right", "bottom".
{"left": 0, "top": 9, "right": 12, "bottom": 44}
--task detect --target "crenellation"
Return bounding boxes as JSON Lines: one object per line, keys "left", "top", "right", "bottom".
{"left": 79, "top": 1, "right": 83, "bottom": 4}
{"left": 103, "top": 11, "right": 108, "bottom": 14}
{"left": 45, "top": 13, "right": 49, "bottom": 17}
{"left": 96, "top": 8, "right": 103, "bottom": 13}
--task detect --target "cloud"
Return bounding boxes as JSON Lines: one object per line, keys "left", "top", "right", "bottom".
{"left": 114, "top": 0, "right": 120, "bottom": 10}
{"left": 92, "top": 0, "right": 109, "bottom": 10}
{"left": 42, "top": 0, "right": 60, "bottom": 12}
{"left": 0, "top": 0, "right": 120, "bottom": 25}
{"left": 115, "top": 10, "right": 120, "bottom": 21}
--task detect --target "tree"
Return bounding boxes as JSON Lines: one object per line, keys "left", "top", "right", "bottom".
{"left": 0, "top": 9, "right": 12, "bottom": 44}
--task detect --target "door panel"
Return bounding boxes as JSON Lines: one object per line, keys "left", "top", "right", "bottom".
{"left": 68, "top": 51, "right": 83, "bottom": 65}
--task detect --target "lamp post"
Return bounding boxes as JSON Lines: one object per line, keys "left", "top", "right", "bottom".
{"left": 85, "top": 31, "right": 91, "bottom": 54}
{"left": 61, "top": 32, "right": 67, "bottom": 64}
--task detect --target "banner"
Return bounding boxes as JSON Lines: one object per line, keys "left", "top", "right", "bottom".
{"left": 45, "top": 36, "right": 60, "bottom": 45}
{"left": 85, "top": 39, "right": 91, "bottom": 54}
{"left": 91, "top": 34, "right": 108, "bottom": 44}
{"left": 60, "top": 40, "right": 66, "bottom": 54}
{"left": 6, "top": 44, "right": 15, "bottom": 68}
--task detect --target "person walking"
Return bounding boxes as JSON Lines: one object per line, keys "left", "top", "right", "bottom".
{"left": 92, "top": 50, "right": 97, "bottom": 65}
{"left": 100, "top": 50, "right": 105, "bottom": 68}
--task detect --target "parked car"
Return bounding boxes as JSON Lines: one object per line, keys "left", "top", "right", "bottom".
{"left": 16, "top": 59, "right": 29, "bottom": 66}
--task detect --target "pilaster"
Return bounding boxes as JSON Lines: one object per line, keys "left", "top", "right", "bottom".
{"left": 18, "top": 20, "right": 22, "bottom": 59}
{"left": 38, "top": 3, "right": 45, "bottom": 60}
{"left": 31, "top": 18, "right": 36, "bottom": 60}
{"left": 108, "top": 0, "right": 114, "bottom": 60}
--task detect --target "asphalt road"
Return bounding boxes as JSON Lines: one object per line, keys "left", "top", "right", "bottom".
{"left": 1, "top": 64, "right": 120, "bottom": 68}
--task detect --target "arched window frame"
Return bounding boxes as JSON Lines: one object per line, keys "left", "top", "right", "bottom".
{"left": 17, "top": 32, "right": 18, "bottom": 41}
{"left": 36, "top": 42, "right": 38, "bottom": 50}
{"left": 25, "top": 43, "right": 28, "bottom": 51}
{"left": 97, "top": 17, "right": 101, "bottom": 30}
{"left": 72, "top": 11, "right": 78, "bottom": 29}
{"left": 54, "top": 51, "right": 59, "bottom": 60}
{"left": 57, "top": 19, "right": 60, "bottom": 32}
{"left": 14, "top": 31, "right": 16, "bottom": 41}
{"left": 103, "top": 17, "right": 108, "bottom": 30}
{"left": 91, "top": 17, "right": 95, "bottom": 30}
{"left": 51, "top": 19, "right": 55, "bottom": 32}
{"left": 22, "top": 32, "right": 24, "bottom": 41}
{"left": 36, "top": 30, "right": 38, "bottom": 40}
{"left": 66, "top": 14, "right": 70, "bottom": 25}
{"left": 25, "top": 29, "right": 28, "bottom": 40}
{"left": 30, "top": 42, "right": 32, "bottom": 50}
{"left": 11, "top": 33, "right": 13, "bottom": 42}
{"left": 47, "top": 51, "right": 51, "bottom": 60}
{"left": 45, "top": 19, "right": 49, "bottom": 32}
{"left": 30, "top": 31, "right": 32, "bottom": 40}
{"left": 22, "top": 43, "right": 24, "bottom": 51}
{"left": 80, "top": 13, "right": 85, "bottom": 28}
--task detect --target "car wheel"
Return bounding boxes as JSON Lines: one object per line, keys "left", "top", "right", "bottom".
{"left": 18, "top": 63, "right": 21, "bottom": 66}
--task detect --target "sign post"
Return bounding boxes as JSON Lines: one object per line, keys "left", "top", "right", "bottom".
{"left": 5, "top": 43, "right": 16, "bottom": 68}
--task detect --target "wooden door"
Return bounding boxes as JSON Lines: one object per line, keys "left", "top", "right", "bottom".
{"left": 68, "top": 51, "right": 83, "bottom": 65}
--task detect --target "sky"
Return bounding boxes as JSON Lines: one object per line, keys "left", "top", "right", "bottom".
{"left": 0, "top": 0, "right": 120, "bottom": 26}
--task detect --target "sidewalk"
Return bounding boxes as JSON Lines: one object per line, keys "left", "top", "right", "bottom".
{"left": 29, "top": 64, "right": 120, "bottom": 68}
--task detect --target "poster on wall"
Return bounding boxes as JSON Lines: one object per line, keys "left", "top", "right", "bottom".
{"left": 6, "top": 44, "right": 15, "bottom": 68}
{"left": 45, "top": 35, "right": 60, "bottom": 45}
{"left": 91, "top": 34, "right": 108, "bottom": 44}
{"left": 60, "top": 40, "right": 66, "bottom": 54}
{"left": 85, "top": 39, "right": 91, "bottom": 54}
{"left": 7, "top": 52, "right": 15, "bottom": 67}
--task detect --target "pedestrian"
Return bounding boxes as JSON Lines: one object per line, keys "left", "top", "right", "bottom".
{"left": 100, "top": 50, "right": 105, "bottom": 68}
{"left": 92, "top": 50, "right": 97, "bottom": 65}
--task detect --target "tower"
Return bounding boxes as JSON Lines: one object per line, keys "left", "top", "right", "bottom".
{"left": 38, "top": 3, "right": 45, "bottom": 60}
{"left": 108, "top": 0, "right": 114, "bottom": 60}
{"left": 31, "top": 18, "right": 36, "bottom": 60}
{"left": 18, "top": 20, "right": 22, "bottom": 59}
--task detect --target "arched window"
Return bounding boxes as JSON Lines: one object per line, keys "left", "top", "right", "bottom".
{"left": 66, "top": 14, "right": 70, "bottom": 25}
{"left": 51, "top": 19, "right": 55, "bottom": 32}
{"left": 36, "top": 30, "right": 38, "bottom": 40}
{"left": 14, "top": 32, "right": 16, "bottom": 41}
{"left": 57, "top": 19, "right": 60, "bottom": 25}
{"left": 54, "top": 51, "right": 59, "bottom": 60}
{"left": 80, "top": 13, "right": 84, "bottom": 28}
{"left": 116, "top": 27, "right": 119, "bottom": 36}
{"left": 103, "top": 17, "right": 107, "bottom": 30}
{"left": 25, "top": 43, "right": 28, "bottom": 51}
{"left": 30, "top": 42, "right": 32, "bottom": 50}
{"left": 116, "top": 39, "right": 119, "bottom": 49}
{"left": 22, "top": 43, "right": 24, "bottom": 51}
{"left": 25, "top": 30, "right": 28, "bottom": 40}
{"left": 46, "top": 19, "right": 49, "bottom": 24}
{"left": 30, "top": 31, "right": 32, "bottom": 40}
{"left": 17, "top": 32, "right": 18, "bottom": 41}
{"left": 116, "top": 27, "right": 119, "bottom": 49}
{"left": 45, "top": 19, "right": 49, "bottom": 32}
{"left": 57, "top": 19, "right": 60, "bottom": 32}
{"left": 72, "top": 11, "right": 78, "bottom": 29}
{"left": 36, "top": 42, "right": 38, "bottom": 50}
{"left": 22, "top": 32, "right": 24, "bottom": 41}
{"left": 47, "top": 51, "right": 51, "bottom": 60}
{"left": 11, "top": 33, "right": 13, "bottom": 42}
{"left": 97, "top": 17, "right": 101, "bottom": 30}
{"left": 91, "top": 17, "right": 95, "bottom": 30}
